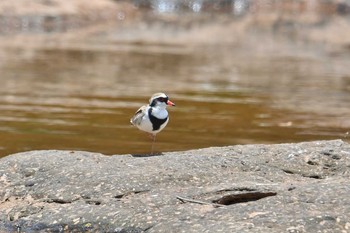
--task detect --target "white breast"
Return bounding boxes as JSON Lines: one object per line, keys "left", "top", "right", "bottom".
{"left": 151, "top": 106, "right": 168, "bottom": 119}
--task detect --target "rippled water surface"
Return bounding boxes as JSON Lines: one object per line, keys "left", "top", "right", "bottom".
{"left": 0, "top": 40, "right": 349, "bottom": 157}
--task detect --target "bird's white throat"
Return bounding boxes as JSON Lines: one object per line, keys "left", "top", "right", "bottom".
{"left": 150, "top": 105, "right": 168, "bottom": 119}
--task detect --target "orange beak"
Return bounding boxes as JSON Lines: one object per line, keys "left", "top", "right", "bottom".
{"left": 167, "top": 100, "right": 176, "bottom": 106}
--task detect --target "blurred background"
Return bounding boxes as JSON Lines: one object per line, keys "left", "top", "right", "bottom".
{"left": 0, "top": 0, "right": 349, "bottom": 157}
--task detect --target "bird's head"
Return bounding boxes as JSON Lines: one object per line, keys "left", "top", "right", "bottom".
{"left": 149, "top": 93, "right": 176, "bottom": 108}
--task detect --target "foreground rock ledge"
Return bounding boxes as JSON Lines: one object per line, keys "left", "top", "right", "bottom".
{"left": 1, "top": 140, "right": 350, "bottom": 233}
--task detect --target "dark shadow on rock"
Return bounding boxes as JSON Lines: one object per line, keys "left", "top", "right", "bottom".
{"left": 131, "top": 152, "right": 164, "bottom": 157}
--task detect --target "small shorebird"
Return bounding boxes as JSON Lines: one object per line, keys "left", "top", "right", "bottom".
{"left": 130, "top": 93, "right": 175, "bottom": 154}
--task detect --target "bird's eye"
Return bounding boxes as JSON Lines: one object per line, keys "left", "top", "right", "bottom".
{"left": 158, "top": 97, "right": 166, "bottom": 102}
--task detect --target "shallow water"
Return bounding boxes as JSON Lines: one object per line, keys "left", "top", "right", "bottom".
{"left": 0, "top": 40, "right": 349, "bottom": 157}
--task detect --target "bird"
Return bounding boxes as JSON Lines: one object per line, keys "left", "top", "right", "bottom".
{"left": 130, "top": 92, "right": 175, "bottom": 154}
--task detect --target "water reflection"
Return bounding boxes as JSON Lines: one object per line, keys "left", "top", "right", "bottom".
{"left": 131, "top": 0, "right": 347, "bottom": 15}
{"left": 151, "top": 0, "right": 179, "bottom": 13}
{"left": 232, "top": 0, "right": 249, "bottom": 15}
{"left": 189, "top": 0, "right": 203, "bottom": 13}
{"left": 143, "top": 0, "right": 251, "bottom": 14}
{"left": 149, "top": 0, "right": 249, "bottom": 14}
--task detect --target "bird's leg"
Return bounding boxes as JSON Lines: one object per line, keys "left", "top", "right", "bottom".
{"left": 149, "top": 133, "right": 156, "bottom": 155}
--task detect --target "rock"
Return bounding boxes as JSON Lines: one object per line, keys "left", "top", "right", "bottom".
{"left": 0, "top": 140, "right": 350, "bottom": 232}
{"left": 1, "top": 0, "right": 350, "bottom": 47}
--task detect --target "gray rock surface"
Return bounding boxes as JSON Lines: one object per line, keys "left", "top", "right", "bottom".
{"left": 1, "top": 140, "right": 350, "bottom": 232}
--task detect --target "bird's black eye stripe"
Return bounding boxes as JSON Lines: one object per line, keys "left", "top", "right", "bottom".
{"left": 157, "top": 97, "right": 168, "bottom": 102}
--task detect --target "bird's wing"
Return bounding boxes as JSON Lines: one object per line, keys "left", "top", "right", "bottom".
{"left": 130, "top": 105, "right": 147, "bottom": 126}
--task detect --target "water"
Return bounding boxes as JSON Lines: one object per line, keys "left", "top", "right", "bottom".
{"left": 0, "top": 37, "right": 349, "bottom": 158}
{"left": 0, "top": 0, "right": 350, "bottom": 157}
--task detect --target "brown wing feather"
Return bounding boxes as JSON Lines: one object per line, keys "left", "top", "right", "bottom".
{"left": 130, "top": 105, "right": 147, "bottom": 126}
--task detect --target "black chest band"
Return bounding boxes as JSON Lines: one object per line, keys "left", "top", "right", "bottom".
{"left": 148, "top": 108, "right": 167, "bottom": 131}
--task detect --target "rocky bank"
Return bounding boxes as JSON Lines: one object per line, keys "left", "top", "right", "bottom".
{"left": 1, "top": 0, "right": 350, "bottom": 47}
{"left": 0, "top": 140, "right": 350, "bottom": 232}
